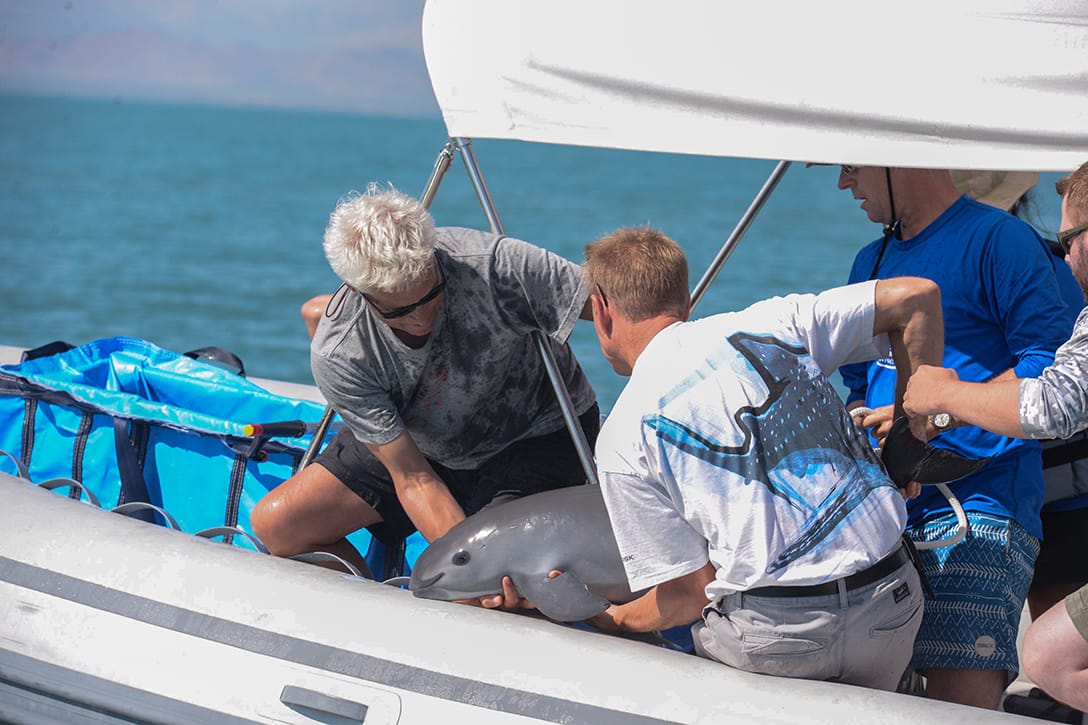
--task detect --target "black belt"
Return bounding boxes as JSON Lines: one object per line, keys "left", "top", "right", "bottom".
{"left": 746, "top": 544, "right": 912, "bottom": 598}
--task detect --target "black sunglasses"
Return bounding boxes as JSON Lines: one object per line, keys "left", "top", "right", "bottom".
{"left": 1057, "top": 222, "right": 1088, "bottom": 255}
{"left": 364, "top": 267, "right": 446, "bottom": 320}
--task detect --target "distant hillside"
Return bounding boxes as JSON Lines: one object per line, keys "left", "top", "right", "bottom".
{"left": 0, "top": 5, "right": 440, "bottom": 118}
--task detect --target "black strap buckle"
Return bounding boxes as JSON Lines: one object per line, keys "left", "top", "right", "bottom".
{"left": 901, "top": 535, "right": 935, "bottom": 599}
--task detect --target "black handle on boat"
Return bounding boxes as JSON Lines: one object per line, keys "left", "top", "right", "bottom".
{"left": 244, "top": 420, "right": 335, "bottom": 438}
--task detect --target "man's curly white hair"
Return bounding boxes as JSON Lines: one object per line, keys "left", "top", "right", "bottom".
{"left": 323, "top": 183, "right": 437, "bottom": 294}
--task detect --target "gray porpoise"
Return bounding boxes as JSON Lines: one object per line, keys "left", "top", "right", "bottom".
{"left": 408, "top": 424, "right": 983, "bottom": 622}
{"left": 408, "top": 484, "right": 643, "bottom": 622}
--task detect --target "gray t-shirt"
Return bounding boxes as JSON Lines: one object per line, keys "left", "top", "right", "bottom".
{"left": 311, "top": 227, "right": 596, "bottom": 469}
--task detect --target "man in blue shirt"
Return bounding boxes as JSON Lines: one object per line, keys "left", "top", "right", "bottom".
{"left": 905, "top": 162, "right": 1088, "bottom": 711}
{"left": 837, "top": 165, "right": 1076, "bottom": 709}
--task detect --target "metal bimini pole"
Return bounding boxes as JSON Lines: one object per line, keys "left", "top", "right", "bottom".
{"left": 454, "top": 137, "right": 600, "bottom": 487}
{"left": 454, "top": 138, "right": 503, "bottom": 235}
{"left": 421, "top": 139, "right": 459, "bottom": 208}
{"left": 297, "top": 140, "right": 460, "bottom": 470}
{"left": 689, "top": 160, "right": 792, "bottom": 312}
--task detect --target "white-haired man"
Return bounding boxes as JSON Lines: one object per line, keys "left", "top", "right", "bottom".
{"left": 252, "top": 184, "right": 598, "bottom": 585}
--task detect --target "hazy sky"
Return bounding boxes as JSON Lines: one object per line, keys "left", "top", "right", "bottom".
{"left": 0, "top": 0, "right": 438, "bottom": 117}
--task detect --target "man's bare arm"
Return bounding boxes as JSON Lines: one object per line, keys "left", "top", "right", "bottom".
{"left": 588, "top": 562, "right": 715, "bottom": 634}
{"left": 366, "top": 432, "right": 465, "bottom": 543}
{"left": 904, "top": 367, "right": 1025, "bottom": 437}
{"left": 370, "top": 434, "right": 540, "bottom": 611}
{"left": 871, "top": 277, "right": 944, "bottom": 438}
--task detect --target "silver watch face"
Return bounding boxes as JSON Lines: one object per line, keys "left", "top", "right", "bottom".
{"left": 932, "top": 412, "right": 952, "bottom": 430}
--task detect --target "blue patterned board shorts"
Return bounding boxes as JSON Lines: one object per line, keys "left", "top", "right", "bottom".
{"left": 908, "top": 511, "right": 1039, "bottom": 680}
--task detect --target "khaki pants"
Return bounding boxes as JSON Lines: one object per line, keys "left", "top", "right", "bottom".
{"left": 693, "top": 561, "right": 923, "bottom": 691}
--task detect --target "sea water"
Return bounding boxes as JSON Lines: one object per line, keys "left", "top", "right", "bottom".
{"left": 0, "top": 93, "right": 1067, "bottom": 412}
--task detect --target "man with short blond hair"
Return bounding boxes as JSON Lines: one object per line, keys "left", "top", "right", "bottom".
{"left": 581, "top": 226, "right": 944, "bottom": 691}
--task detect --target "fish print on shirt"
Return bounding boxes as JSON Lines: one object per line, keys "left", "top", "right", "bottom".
{"left": 646, "top": 332, "right": 889, "bottom": 574}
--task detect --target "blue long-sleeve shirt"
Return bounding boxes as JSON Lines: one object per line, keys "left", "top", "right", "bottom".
{"left": 841, "top": 196, "right": 1076, "bottom": 536}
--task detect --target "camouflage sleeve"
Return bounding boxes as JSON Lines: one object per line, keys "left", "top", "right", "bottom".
{"left": 1019, "top": 309, "right": 1088, "bottom": 439}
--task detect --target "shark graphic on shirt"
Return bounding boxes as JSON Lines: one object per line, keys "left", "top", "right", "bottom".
{"left": 646, "top": 332, "right": 892, "bottom": 574}
{"left": 647, "top": 331, "right": 987, "bottom": 574}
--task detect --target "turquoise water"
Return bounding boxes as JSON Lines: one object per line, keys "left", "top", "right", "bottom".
{"left": 0, "top": 93, "right": 1067, "bottom": 412}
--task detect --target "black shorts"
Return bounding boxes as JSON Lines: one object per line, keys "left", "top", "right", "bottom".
{"left": 315, "top": 404, "right": 601, "bottom": 544}
{"left": 1031, "top": 506, "right": 1088, "bottom": 589}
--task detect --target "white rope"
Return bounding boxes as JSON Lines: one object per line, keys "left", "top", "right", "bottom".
{"left": 919, "top": 483, "right": 969, "bottom": 550}
{"left": 850, "top": 406, "right": 874, "bottom": 420}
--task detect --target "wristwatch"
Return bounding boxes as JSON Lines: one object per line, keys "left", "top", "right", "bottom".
{"left": 931, "top": 412, "right": 953, "bottom": 432}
